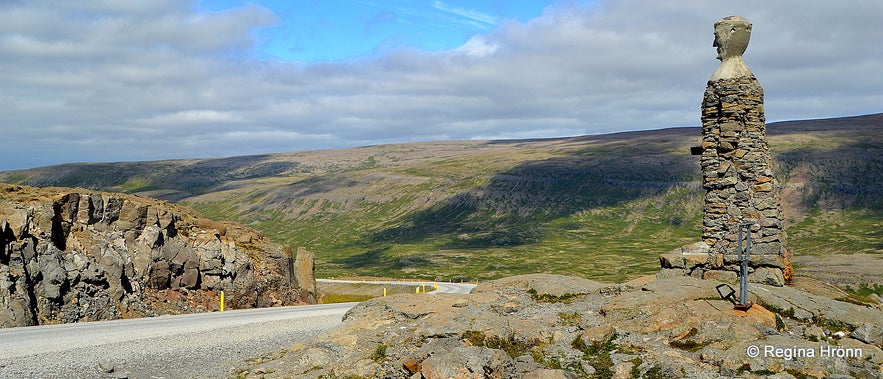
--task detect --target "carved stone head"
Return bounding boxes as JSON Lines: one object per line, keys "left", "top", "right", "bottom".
{"left": 710, "top": 16, "right": 754, "bottom": 80}
{"left": 713, "top": 16, "right": 752, "bottom": 61}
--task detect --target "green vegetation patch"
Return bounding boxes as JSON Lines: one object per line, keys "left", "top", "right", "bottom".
{"left": 370, "top": 344, "right": 388, "bottom": 363}
{"left": 838, "top": 283, "right": 883, "bottom": 306}
{"left": 527, "top": 288, "right": 583, "bottom": 304}
{"left": 787, "top": 210, "right": 883, "bottom": 256}
{"left": 572, "top": 332, "right": 619, "bottom": 379}
{"left": 845, "top": 283, "right": 883, "bottom": 300}
{"left": 558, "top": 312, "right": 582, "bottom": 326}
{"left": 463, "top": 330, "right": 539, "bottom": 359}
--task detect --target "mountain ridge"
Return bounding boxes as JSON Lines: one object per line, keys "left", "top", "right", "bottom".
{"left": 2, "top": 113, "right": 881, "bottom": 282}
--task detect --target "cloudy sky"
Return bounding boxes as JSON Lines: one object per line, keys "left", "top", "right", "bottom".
{"left": 1, "top": 0, "right": 881, "bottom": 171}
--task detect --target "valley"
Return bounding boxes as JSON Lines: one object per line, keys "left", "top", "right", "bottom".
{"left": 3, "top": 113, "right": 881, "bottom": 283}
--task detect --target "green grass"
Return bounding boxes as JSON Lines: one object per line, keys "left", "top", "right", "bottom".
{"left": 190, "top": 185, "right": 706, "bottom": 282}
{"left": 463, "top": 330, "right": 539, "bottom": 359}
{"left": 846, "top": 283, "right": 883, "bottom": 297}
{"left": 148, "top": 122, "right": 883, "bottom": 284}
{"left": 842, "top": 283, "right": 883, "bottom": 305}
{"left": 188, "top": 168, "right": 882, "bottom": 284}
{"left": 787, "top": 210, "right": 883, "bottom": 256}
{"left": 4, "top": 117, "right": 880, "bottom": 293}
{"left": 119, "top": 177, "right": 155, "bottom": 192}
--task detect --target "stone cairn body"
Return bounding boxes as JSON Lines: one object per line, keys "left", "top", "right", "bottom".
{"left": 661, "top": 16, "right": 792, "bottom": 285}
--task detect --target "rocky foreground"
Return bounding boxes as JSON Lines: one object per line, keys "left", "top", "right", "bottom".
{"left": 0, "top": 184, "right": 313, "bottom": 328}
{"left": 242, "top": 274, "right": 882, "bottom": 378}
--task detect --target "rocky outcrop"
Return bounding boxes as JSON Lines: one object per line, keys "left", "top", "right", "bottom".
{"left": 242, "top": 274, "right": 883, "bottom": 378}
{"left": 294, "top": 246, "right": 316, "bottom": 302}
{"left": 0, "top": 184, "right": 313, "bottom": 328}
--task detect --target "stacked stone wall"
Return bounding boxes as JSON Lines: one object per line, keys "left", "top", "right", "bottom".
{"left": 699, "top": 76, "right": 791, "bottom": 278}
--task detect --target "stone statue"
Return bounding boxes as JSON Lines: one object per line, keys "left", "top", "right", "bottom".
{"left": 710, "top": 16, "right": 754, "bottom": 81}
{"left": 699, "top": 16, "right": 792, "bottom": 285}
{"left": 661, "top": 16, "right": 793, "bottom": 286}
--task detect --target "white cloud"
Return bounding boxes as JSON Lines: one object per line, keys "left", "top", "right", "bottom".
{"left": 137, "top": 110, "right": 244, "bottom": 126}
{"left": 1, "top": 0, "right": 881, "bottom": 170}
{"left": 454, "top": 36, "right": 499, "bottom": 57}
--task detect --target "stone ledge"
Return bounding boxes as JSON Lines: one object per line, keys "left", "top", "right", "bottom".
{"left": 659, "top": 242, "right": 718, "bottom": 270}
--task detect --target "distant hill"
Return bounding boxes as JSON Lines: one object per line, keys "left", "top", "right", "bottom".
{"left": 2, "top": 113, "right": 881, "bottom": 281}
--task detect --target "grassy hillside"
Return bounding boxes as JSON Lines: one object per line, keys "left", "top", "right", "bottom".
{"left": 2, "top": 114, "right": 881, "bottom": 282}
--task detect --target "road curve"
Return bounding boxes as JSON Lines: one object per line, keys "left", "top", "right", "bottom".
{"left": 317, "top": 278, "right": 477, "bottom": 294}
{"left": 0, "top": 281, "right": 476, "bottom": 378}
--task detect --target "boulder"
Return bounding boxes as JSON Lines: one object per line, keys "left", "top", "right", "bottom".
{"left": 749, "top": 267, "right": 785, "bottom": 286}
{"left": 420, "top": 346, "right": 514, "bottom": 379}
{"left": 658, "top": 242, "right": 714, "bottom": 270}
{"left": 851, "top": 323, "right": 883, "bottom": 346}
{"left": 579, "top": 324, "right": 617, "bottom": 346}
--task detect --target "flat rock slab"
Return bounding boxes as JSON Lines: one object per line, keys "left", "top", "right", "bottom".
{"left": 473, "top": 273, "right": 606, "bottom": 297}
{"left": 751, "top": 283, "right": 883, "bottom": 329}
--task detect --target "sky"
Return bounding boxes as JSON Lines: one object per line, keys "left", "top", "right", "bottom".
{"left": 1, "top": 0, "right": 881, "bottom": 171}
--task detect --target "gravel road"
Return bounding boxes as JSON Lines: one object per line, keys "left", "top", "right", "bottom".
{"left": 0, "top": 282, "right": 476, "bottom": 378}
{"left": 0, "top": 303, "right": 355, "bottom": 379}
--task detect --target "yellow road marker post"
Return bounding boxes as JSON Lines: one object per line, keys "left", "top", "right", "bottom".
{"left": 220, "top": 291, "right": 225, "bottom": 312}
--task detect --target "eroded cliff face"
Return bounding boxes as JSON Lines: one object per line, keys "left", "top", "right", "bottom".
{"left": 0, "top": 184, "right": 311, "bottom": 328}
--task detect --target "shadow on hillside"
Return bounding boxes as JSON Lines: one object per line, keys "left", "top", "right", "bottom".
{"left": 357, "top": 137, "right": 700, "bottom": 253}
{"left": 339, "top": 116, "right": 883, "bottom": 270}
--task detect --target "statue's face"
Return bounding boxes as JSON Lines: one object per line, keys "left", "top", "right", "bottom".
{"left": 713, "top": 24, "right": 729, "bottom": 60}
{"left": 713, "top": 17, "right": 751, "bottom": 60}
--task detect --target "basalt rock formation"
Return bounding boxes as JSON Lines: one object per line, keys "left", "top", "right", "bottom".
{"left": 0, "top": 183, "right": 313, "bottom": 328}
{"left": 295, "top": 246, "right": 317, "bottom": 303}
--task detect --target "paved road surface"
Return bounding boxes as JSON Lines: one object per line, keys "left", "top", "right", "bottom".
{"left": 0, "top": 281, "right": 475, "bottom": 378}
{"left": 317, "top": 278, "right": 477, "bottom": 294}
